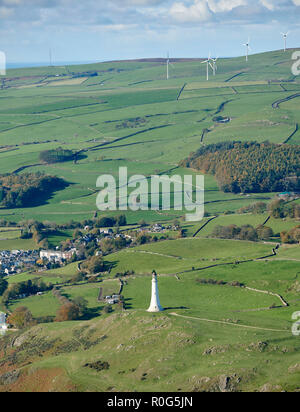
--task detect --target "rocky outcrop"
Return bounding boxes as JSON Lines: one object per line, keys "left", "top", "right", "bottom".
{"left": 0, "top": 370, "right": 20, "bottom": 386}
{"left": 191, "top": 374, "right": 242, "bottom": 392}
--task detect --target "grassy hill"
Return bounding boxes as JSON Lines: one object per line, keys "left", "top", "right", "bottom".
{"left": 1, "top": 235, "right": 300, "bottom": 392}
{"left": 0, "top": 50, "right": 299, "bottom": 392}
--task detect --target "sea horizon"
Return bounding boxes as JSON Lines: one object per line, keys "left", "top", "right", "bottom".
{"left": 6, "top": 61, "right": 100, "bottom": 69}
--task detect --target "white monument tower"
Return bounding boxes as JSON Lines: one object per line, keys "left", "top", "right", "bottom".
{"left": 147, "top": 270, "right": 164, "bottom": 313}
{"left": 0, "top": 312, "right": 7, "bottom": 335}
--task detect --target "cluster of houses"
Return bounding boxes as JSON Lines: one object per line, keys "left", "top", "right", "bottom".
{"left": 278, "top": 192, "right": 299, "bottom": 200}
{"left": 39, "top": 228, "right": 134, "bottom": 264}
{"left": 70, "top": 228, "right": 132, "bottom": 248}
{"left": 105, "top": 294, "right": 121, "bottom": 305}
{"left": 40, "top": 248, "right": 77, "bottom": 263}
{"left": 147, "top": 223, "right": 180, "bottom": 233}
{"left": 0, "top": 250, "right": 39, "bottom": 276}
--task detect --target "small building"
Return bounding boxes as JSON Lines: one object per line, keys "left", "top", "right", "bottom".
{"left": 278, "top": 192, "right": 292, "bottom": 199}
{"left": 100, "top": 228, "right": 114, "bottom": 235}
{"left": 150, "top": 224, "right": 165, "bottom": 233}
{"left": 105, "top": 295, "right": 120, "bottom": 305}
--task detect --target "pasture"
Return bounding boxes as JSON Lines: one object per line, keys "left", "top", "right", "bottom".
{"left": 0, "top": 49, "right": 299, "bottom": 225}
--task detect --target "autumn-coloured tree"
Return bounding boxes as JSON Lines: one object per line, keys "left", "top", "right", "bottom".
{"left": 281, "top": 226, "right": 300, "bottom": 244}
{"left": 55, "top": 303, "right": 80, "bottom": 322}
{"left": 81, "top": 255, "right": 105, "bottom": 274}
{"left": 7, "top": 307, "right": 35, "bottom": 329}
{"left": 181, "top": 141, "right": 300, "bottom": 194}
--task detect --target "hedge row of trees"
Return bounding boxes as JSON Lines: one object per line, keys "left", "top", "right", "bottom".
{"left": 239, "top": 200, "right": 300, "bottom": 219}
{"left": 281, "top": 226, "right": 300, "bottom": 244}
{"left": 0, "top": 172, "right": 67, "bottom": 208}
{"left": 181, "top": 141, "right": 300, "bottom": 193}
{"left": 211, "top": 224, "right": 274, "bottom": 241}
{"left": 238, "top": 202, "right": 268, "bottom": 214}
{"left": 196, "top": 278, "right": 244, "bottom": 287}
{"left": 2, "top": 279, "right": 51, "bottom": 306}
{"left": 268, "top": 199, "right": 300, "bottom": 219}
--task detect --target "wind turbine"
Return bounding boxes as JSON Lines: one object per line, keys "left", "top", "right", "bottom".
{"left": 166, "top": 52, "right": 175, "bottom": 80}
{"left": 211, "top": 57, "right": 218, "bottom": 76}
{"left": 201, "top": 53, "right": 213, "bottom": 81}
{"left": 243, "top": 38, "right": 251, "bottom": 62}
{"left": 281, "top": 32, "right": 289, "bottom": 52}
{"left": 166, "top": 52, "right": 170, "bottom": 80}
{"left": 49, "top": 48, "right": 53, "bottom": 67}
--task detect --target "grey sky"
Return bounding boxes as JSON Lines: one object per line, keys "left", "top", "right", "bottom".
{"left": 0, "top": 0, "right": 299, "bottom": 62}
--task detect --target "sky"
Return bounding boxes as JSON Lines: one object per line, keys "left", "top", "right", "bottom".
{"left": 0, "top": 0, "right": 299, "bottom": 63}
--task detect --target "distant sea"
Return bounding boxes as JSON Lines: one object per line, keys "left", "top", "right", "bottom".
{"left": 6, "top": 61, "right": 99, "bottom": 69}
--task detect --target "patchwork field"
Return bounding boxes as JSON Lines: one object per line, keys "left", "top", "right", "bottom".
{"left": 0, "top": 50, "right": 299, "bottom": 224}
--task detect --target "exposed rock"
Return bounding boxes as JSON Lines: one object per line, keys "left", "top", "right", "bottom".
{"left": 203, "top": 345, "right": 229, "bottom": 356}
{"left": 83, "top": 361, "right": 110, "bottom": 372}
{"left": 116, "top": 344, "right": 124, "bottom": 350}
{"left": 191, "top": 374, "right": 241, "bottom": 392}
{"left": 13, "top": 332, "right": 32, "bottom": 348}
{"left": 288, "top": 281, "right": 300, "bottom": 293}
{"left": 288, "top": 364, "right": 300, "bottom": 374}
{"left": 246, "top": 342, "right": 268, "bottom": 352}
{"left": 0, "top": 370, "right": 20, "bottom": 386}
{"left": 259, "top": 383, "right": 283, "bottom": 392}
{"left": 218, "top": 375, "right": 231, "bottom": 392}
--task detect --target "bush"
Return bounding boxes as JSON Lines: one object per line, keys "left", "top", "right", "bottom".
{"left": 103, "top": 305, "right": 113, "bottom": 314}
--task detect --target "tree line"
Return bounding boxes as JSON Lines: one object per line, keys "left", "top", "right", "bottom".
{"left": 0, "top": 172, "right": 67, "bottom": 208}
{"left": 238, "top": 200, "right": 300, "bottom": 219}
{"left": 211, "top": 224, "right": 274, "bottom": 241}
{"left": 181, "top": 141, "right": 300, "bottom": 193}
{"left": 1, "top": 279, "right": 51, "bottom": 307}
{"left": 281, "top": 226, "right": 300, "bottom": 244}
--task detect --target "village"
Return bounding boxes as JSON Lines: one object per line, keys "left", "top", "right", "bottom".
{"left": 0, "top": 249, "right": 39, "bottom": 276}
{"left": 0, "top": 222, "right": 181, "bottom": 278}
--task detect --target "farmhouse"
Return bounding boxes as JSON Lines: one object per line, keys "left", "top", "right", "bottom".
{"left": 105, "top": 294, "right": 120, "bottom": 305}
{"left": 100, "top": 228, "right": 114, "bottom": 235}
{"left": 150, "top": 223, "right": 165, "bottom": 233}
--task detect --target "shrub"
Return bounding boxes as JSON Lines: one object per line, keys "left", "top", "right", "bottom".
{"left": 55, "top": 303, "right": 81, "bottom": 322}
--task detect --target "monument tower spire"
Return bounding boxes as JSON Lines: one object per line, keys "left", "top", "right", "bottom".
{"left": 147, "top": 270, "right": 164, "bottom": 313}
